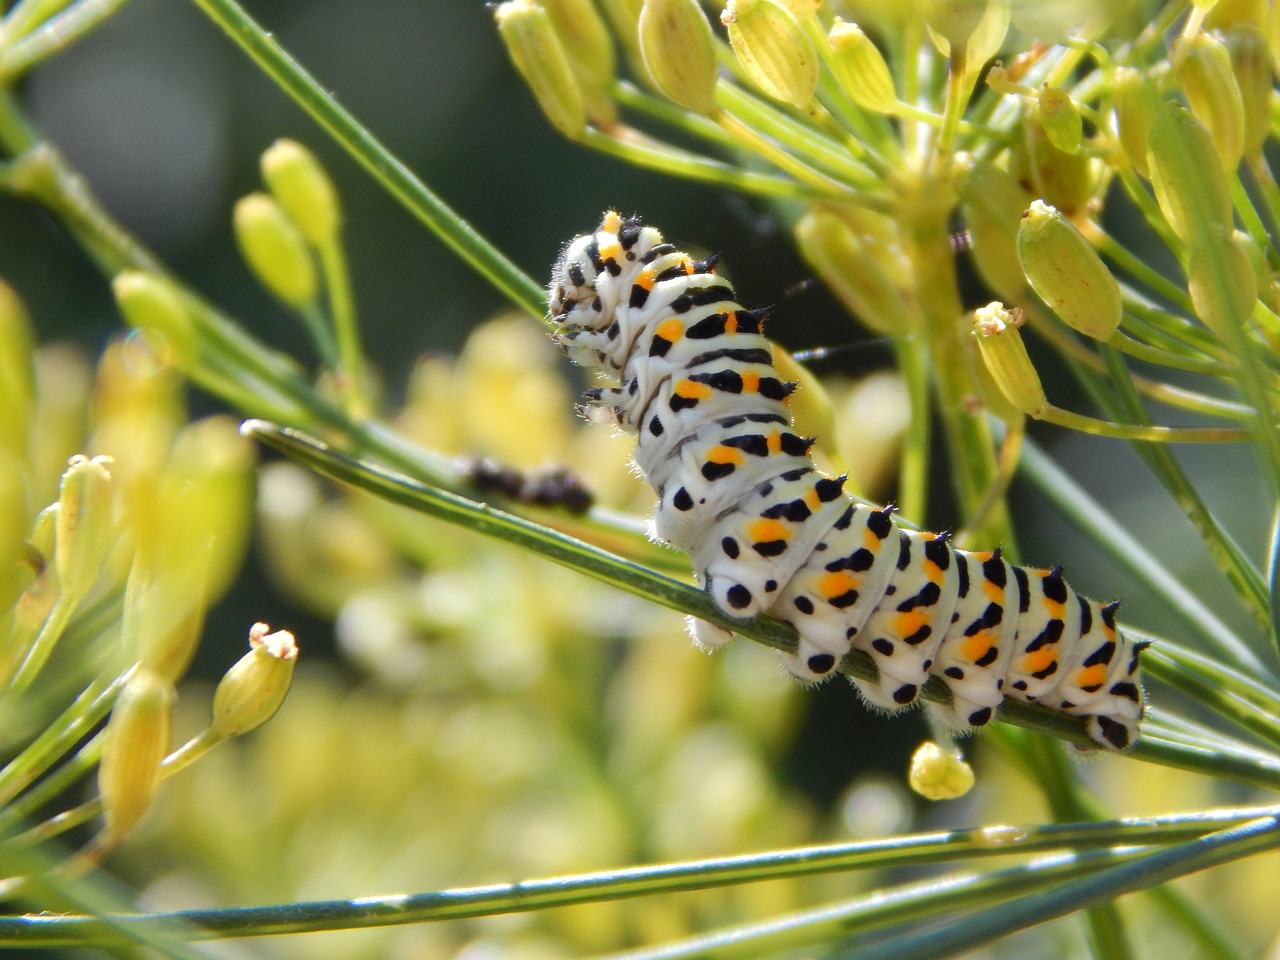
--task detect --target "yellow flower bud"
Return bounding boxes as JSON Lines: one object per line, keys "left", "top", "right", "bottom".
{"left": 1174, "top": 30, "right": 1245, "bottom": 171}
{"left": 722, "top": 0, "right": 818, "bottom": 108}
{"left": 1147, "top": 100, "right": 1233, "bottom": 243}
{"left": 1111, "top": 66, "right": 1161, "bottom": 178}
{"left": 1224, "top": 24, "right": 1273, "bottom": 161}
{"left": 209, "top": 622, "right": 298, "bottom": 739}
{"left": 111, "top": 271, "right": 197, "bottom": 369}
{"left": 233, "top": 193, "right": 318, "bottom": 309}
{"left": 542, "top": 0, "right": 618, "bottom": 126}
{"left": 971, "top": 302, "right": 1047, "bottom": 417}
{"left": 1188, "top": 225, "right": 1258, "bottom": 343}
{"left": 638, "top": 0, "right": 719, "bottom": 114}
{"left": 54, "top": 455, "right": 114, "bottom": 606}
{"left": 98, "top": 670, "right": 175, "bottom": 842}
{"left": 495, "top": 0, "right": 588, "bottom": 138}
{"left": 908, "top": 741, "right": 975, "bottom": 800}
{"left": 261, "top": 139, "right": 341, "bottom": 247}
{"left": 955, "top": 153, "right": 1034, "bottom": 300}
{"left": 1038, "top": 86, "right": 1082, "bottom": 153}
{"left": 794, "top": 208, "right": 910, "bottom": 335}
{"left": 828, "top": 19, "right": 897, "bottom": 113}
{"left": 1017, "top": 200, "right": 1121, "bottom": 340}
{"left": 0, "top": 279, "right": 34, "bottom": 460}
{"left": 769, "top": 344, "right": 843, "bottom": 473}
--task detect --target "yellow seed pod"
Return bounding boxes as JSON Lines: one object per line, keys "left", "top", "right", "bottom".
{"left": 1188, "top": 225, "right": 1258, "bottom": 343}
{"left": 1147, "top": 100, "right": 1233, "bottom": 243}
{"left": 233, "top": 193, "right": 318, "bottom": 310}
{"left": 54, "top": 455, "right": 114, "bottom": 606}
{"left": 638, "top": 0, "right": 719, "bottom": 114}
{"left": 722, "top": 0, "right": 819, "bottom": 108}
{"left": 769, "top": 343, "right": 845, "bottom": 474}
{"left": 111, "top": 271, "right": 197, "bottom": 369}
{"left": 1017, "top": 200, "right": 1121, "bottom": 341}
{"left": 794, "top": 209, "right": 910, "bottom": 335}
{"left": 210, "top": 622, "right": 299, "bottom": 739}
{"left": 1111, "top": 66, "right": 1161, "bottom": 178}
{"left": 1224, "top": 24, "right": 1273, "bottom": 161}
{"left": 908, "top": 741, "right": 975, "bottom": 800}
{"left": 955, "top": 153, "right": 1035, "bottom": 300}
{"left": 543, "top": 0, "right": 616, "bottom": 91}
{"left": 495, "top": 0, "right": 588, "bottom": 138}
{"left": 261, "top": 139, "right": 341, "bottom": 247}
{"left": 1038, "top": 86, "right": 1082, "bottom": 153}
{"left": 827, "top": 19, "right": 897, "bottom": 113}
{"left": 0, "top": 279, "right": 34, "bottom": 461}
{"left": 1173, "top": 30, "right": 1245, "bottom": 171}
{"left": 971, "top": 302, "right": 1047, "bottom": 417}
{"left": 98, "top": 670, "right": 175, "bottom": 843}
{"left": 1010, "top": 119, "right": 1092, "bottom": 219}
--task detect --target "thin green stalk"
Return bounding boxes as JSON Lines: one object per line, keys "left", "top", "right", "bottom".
{"left": 0, "top": 0, "right": 132, "bottom": 82}
{"left": 891, "top": 335, "right": 929, "bottom": 526}
{"left": 0, "top": 729, "right": 104, "bottom": 835}
{"left": 316, "top": 239, "right": 367, "bottom": 418}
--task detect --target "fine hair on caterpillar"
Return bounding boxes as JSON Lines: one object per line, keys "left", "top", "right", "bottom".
{"left": 548, "top": 210, "right": 1146, "bottom": 751}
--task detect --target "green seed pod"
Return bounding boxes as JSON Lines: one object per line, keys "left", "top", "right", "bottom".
{"left": 1188, "top": 224, "right": 1258, "bottom": 343}
{"left": 1147, "top": 100, "right": 1233, "bottom": 243}
{"left": 233, "top": 193, "right": 319, "bottom": 310}
{"left": 954, "top": 154, "right": 1034, "bottom": 300}
{"left": 99, "top": 670, "right": 175, "bottom": 842}
{"left": 1224, "top": 24, "right": 1273, "bottom": 161}
{"left": 794, "top": 209, "right": 910, "bottom": 335}
{"left": 495, "top": 0, "right": 589, "bottom": 137}
{"left": 543, "top": 0, "right": 619, "bottom": 127}
{"left": 1038, "top": 86, "right": 1082, "bottom": 153}
{"left": 971, "top": 302, "right": 1047, "bottom": 418}
{"left": 638, "top": 0, "right": 719, "bottom": 114}
{"left": 54, "top": 455, "right": 114, "bottom": 606}
{"left": 210, "top": 623, "right": 298, "bottom": 739}
{"left": 0, "top": 278, "right": 34, "bottom": 460}
{"left": 722, "top": 0, "right": 819, "bottom": 108}
{"left": 827, "top": 19, "right": 898, "bottom": 113}
{"left": 1111, "top": 66, "right": 1161, "bottom": 178}
{"left": 1174, "top": 30, "right": 1245, "bottom": 171}
{"left": 908, "top": 741, "right": 975, "bottom": 800}
{"left": 112, "top": 271, "right": 197, "bottom": 369}
{"left": 261, "top": 139, "right": 341, "bottom": 247}
{"left": 1011, "top": 119, "right": 1092, "bottom": 218}
{"left": 1017, "top": 200, "right": 1121, "bottom": 340}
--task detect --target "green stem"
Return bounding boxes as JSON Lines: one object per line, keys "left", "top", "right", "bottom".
{"left": 0, "top": 0, "right": 132, "bottom": 82}
{"left": 316, "top": 238, "right": 367, "bottom": 418}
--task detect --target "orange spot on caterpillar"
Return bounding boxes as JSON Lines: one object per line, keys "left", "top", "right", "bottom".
{"left": 748, "top": 517, "right": 791, "bottom": 544}
{"left": 817, "top": 569, "right": 858, "bottom": 599}
{"left": 1022, "top": 647, "right": 1057, "bottom": 674}
{"left": 740, "top": 371, "right": 760, "bottom": 392}
{"left": 675, "top": 380, "right": 712, "bottom": 400}
{"left": 893, "top": 610, "right": 929, "bottom": 639}
{"left": 724, "top": 313, "right": 739, "bottom": 333}
{"left": 708, "top": 446, "right": 745, "bottom": 466}
{"left": 656, "top": 318, "right": 683, "bottom": 342}
{"left": 961, "top": 632, "right": 995, "bottom": 664}
{"left": 1076, "top": 663, "right": 1107, "bottom": 689}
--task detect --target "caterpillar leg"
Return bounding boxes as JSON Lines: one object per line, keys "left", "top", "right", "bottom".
{"left": 685, "top": 615, "right": 735, "bottom": 651}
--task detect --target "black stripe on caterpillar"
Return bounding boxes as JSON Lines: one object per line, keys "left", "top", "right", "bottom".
{"left": 547, "top": 211, "right": 1146, "bottom": 750}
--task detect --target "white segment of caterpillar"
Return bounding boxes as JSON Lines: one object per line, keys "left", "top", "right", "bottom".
{"left": 548, "top": 211, "right": 1146, "bottom": 750}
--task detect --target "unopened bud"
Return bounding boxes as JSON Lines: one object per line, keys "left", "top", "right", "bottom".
{"left": 261, "top": 140, "right": 341, "bottom": 247}
{"left": 1224, "top": 24, "right": 1273, "bottom": 161}
{"left": 722, "top": 0, "right": 818, "bottom": 108}
{"left": 1038, "top": 86, "right": 1082, "bottom": 153}
{"left": 1111, "top": 66, "right": 1161, "bottom": 178}
{"left": 1188, "top": 225, "right": 1258, "bottom": 342}
{"left": 638, "top": 0, "right": 719, "bottom": 114}
{"left": 55, "top": 455, "right": 114, "bottom": 605}
{"left": 1174, "top": 31, "right": 1245, "bottom": 171}
{"left": 971, "top": 302, "right": 1047, "bottom": 417}
{"left": 495, "top": 1, "right": 588, "bottom": 138}
{"left": 794, "top": 209, "right": 909, "bottom": 335}
{"left": 828, "top": 19, "right": 897, "bottom": 113}
{"left": 112, "top": 271, "right": 196, "bottom": 369}
{"left": 1147, "top": 100, "right": 1233, "bottom": 242}
{"left": 955, "top": 154, "right": 1034, "bottom": 299}
{"left": 98, "top": 670, "right": 174, "bottom": 842}
{"left": 233, "top": 193, "right": 318, "bottom": 309}
{"left": 543, "top": 0, "right": 617, "bottom": 125}
{"left": 1017, "top": 200, "right": 1121, "bottom": 340}
{"left": 210, "top": 622, "right": 298, "bottom": 739}
{"left": 1011, "top": 120, "right": 1092, "bottom": 218}
{"left": 908, "top": 741, "right": 975, "bottom": 800}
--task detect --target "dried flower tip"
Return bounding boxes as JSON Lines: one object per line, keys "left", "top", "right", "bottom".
{"left": 723, "top": 0, "right": 818, "bottom": 108}
{"left": 261, "top": 140, "right": 341, "bottom": 247}
{"left": 1111, "top": 66, "right": 1160, "bottom": 179}
{"left": 1224, "top": 24, "right": 1272, "bottom": 161}
{"left": 233, "top": 193, "right": 318, "bottom": 310}
{"left": 955, "top": 153, "right": 1034, "bottom": 300}
{"left": 99, "top": 670, "right": 175, "bottom": 842}
{"left": 1173, "top": 31, "right": 1245, "bottom": 171}
{"left": 495, "top": 1, "right": 589, "bottom": 137}
{"left": 112, "top": 271, "right": 196, "bottom": 368}
{"left": 1147, "top": 100, "right": 1233, "bottom": 243}
{"left": 971, "top": 302, "right": 1047, "bottom": 417}
{"left": 209, "top": 622, "right": 299, "bottom": 739}
{"left": 1038, "top": 86, "right": 1082, "bottom": 153}
{"left": 638, "top": 0, "right": 719, "bottom": 114}
{"left": 794, "top": 209, "right": 909, "bottom": 335}
{"left": 54, "top": 455, "right": 114, "bottom": 605}
{"left": 828, "top": 19, "right": 897, "bottom": 113}
{"left": 908, "top": 741, "right": 975, "bottom": 800}
{"left": 1188, "top": 225, "right": 1258, "bottom": 343}
{"left": 1017, "top": 200, "right": 1121, "bottom": 340}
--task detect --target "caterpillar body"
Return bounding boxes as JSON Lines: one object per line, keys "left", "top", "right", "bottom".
{"left": 548, "top": 211, "right": 1145, "bottom": 751}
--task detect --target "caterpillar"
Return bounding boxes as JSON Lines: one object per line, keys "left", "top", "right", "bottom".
{"left": 547, "top": 211, "right": 1145, "bottom": 751}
